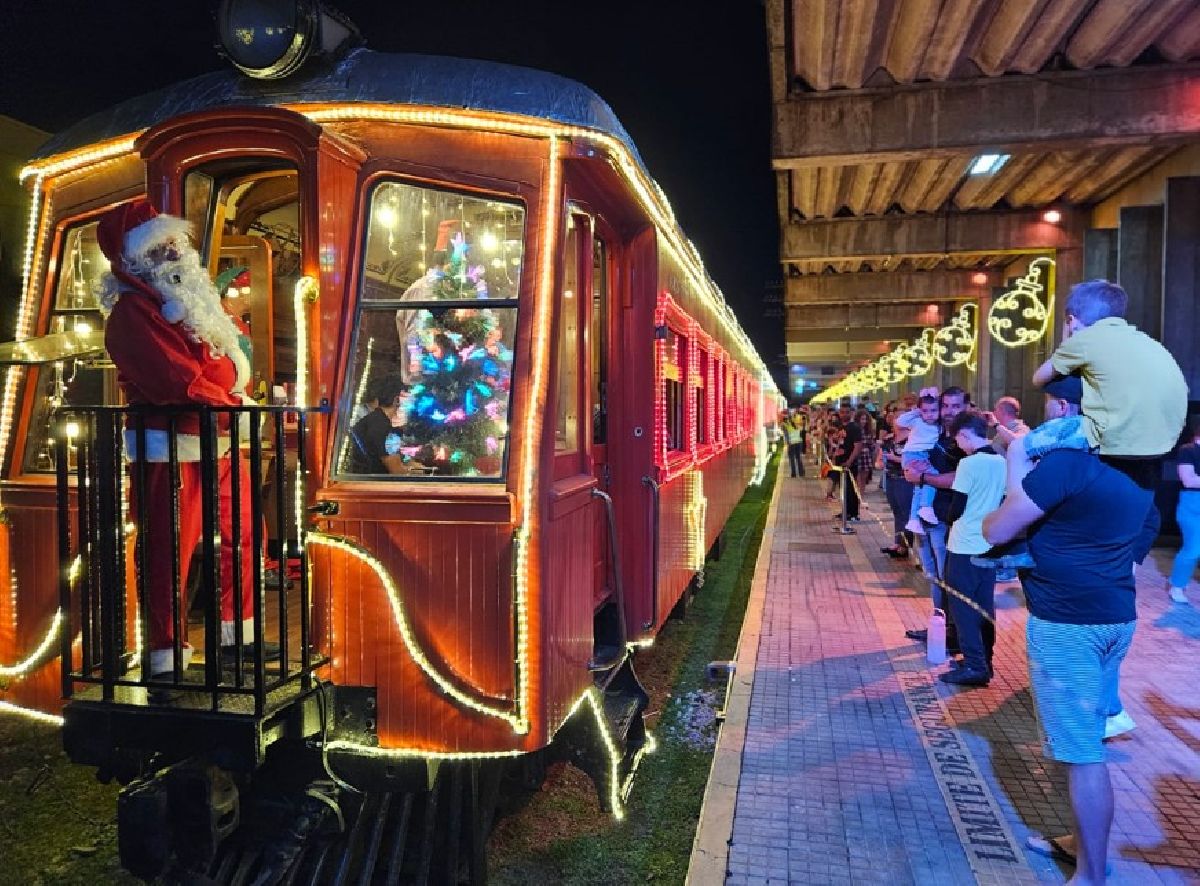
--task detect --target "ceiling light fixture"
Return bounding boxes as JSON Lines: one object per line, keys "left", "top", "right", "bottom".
{"left": 969, "top": 153, "right": 1009, "bottom": 176}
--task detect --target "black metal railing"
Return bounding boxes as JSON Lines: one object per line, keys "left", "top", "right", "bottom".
{"left": 54, "top": 404, "right": 327, "bottom": 715}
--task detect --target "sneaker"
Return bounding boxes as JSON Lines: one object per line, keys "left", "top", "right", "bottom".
{"left": 917, "top": 506, "right": 938, "bottom": 525}
{"left": 1168, "top": 586, "right": 1189, "bottom": 604}
{"left": 905, "top": 517, "right": 926, "bottom": 535}
{"left": 938, "top": 666, "right": 989, "bottom": 687}
{"left": 1104, "top": 710, "right": 1137, "bottom": 739}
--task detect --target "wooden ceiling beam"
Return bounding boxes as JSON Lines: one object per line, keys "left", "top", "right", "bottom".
{"left": 785, "top": 269, "right": 999, "bottom": 304}
{"left": 773, "top": 64, "right": 1200, "bottom": 169}
{"left": 781, "top": 208, "right": 1083, "bottom": 263}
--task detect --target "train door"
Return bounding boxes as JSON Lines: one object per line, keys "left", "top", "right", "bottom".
{"left": 183, "top": 161, "right": 305, "bottom": 562}
{"left": 590, "top": 231, "right": 611, "bottom": 606}
{"left": 560, "top": 208, "right": 612, "bottom": 609}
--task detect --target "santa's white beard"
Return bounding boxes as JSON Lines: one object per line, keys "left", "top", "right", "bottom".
{"left": 143, "top": 246, "right": 251, "bottom": 393}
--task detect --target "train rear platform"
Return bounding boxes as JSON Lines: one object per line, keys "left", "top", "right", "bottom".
{"left": 688, "top": 465, "right": 1200, "bottom": 886}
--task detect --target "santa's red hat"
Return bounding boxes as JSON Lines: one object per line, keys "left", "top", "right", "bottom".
{"left": 96, "top": 198, "right": 192, "bottom": 268}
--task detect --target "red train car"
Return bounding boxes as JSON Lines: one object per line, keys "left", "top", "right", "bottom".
{"left": 0, "top": 4, "right": 778, "bottom": 880}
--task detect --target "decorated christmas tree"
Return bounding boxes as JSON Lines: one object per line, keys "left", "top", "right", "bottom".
{"left": 397, "top": 233, "right": 512, "bottom": 476}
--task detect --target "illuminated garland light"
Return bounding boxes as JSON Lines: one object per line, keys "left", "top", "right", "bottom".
{"left": 0, "top": 608, "right": 64, "bottom": 680}
{"left": 19, "top": 136, "right": 137, "bottom": 183}
{"left": 324, "top": 686, "right": 654, "bottom": 820}
{"left": 987, "top": 257, "right": 1055, "bottom": 348}
{"left": 323, "top": 740, "right": 527, "bottom": 762}
{"left": 904, "top": 328, "right": 936, "bottom": 377}
{"left": 684, "top": 469, "right": 708, "bottom": 574}
{"left": 0, "top": 700, "right": 63, "bottom": 726}
{"left": 307, "top": 532, "right": 523, "bottom": 730}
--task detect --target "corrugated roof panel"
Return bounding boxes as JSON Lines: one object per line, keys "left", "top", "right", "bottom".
{"left": 864, "top": 161, "right": 907, "bottom": 215}
{"left": 919, "top": 0, "right": 990, "bottom": 81}
{"left": 831, "top": 0, "right": 885, "bottom": 89}
{"left": 953, "top": 153, "right": 1039, "bottom": 209}
{"left": 898, "top": 157, "right": 949, "bottom": 213}
{"left": 1007, "top": 151, "right": 1087, "bottom": 206}
{"left": 792, "top": 167, "right": 819, "bottom": 220}
{"left": 1102, "top": 0, "right": 1196, "bottom": 67}
{"left": 792, "top": 0, "right": 838, "bottom": 91}
{"left": 844, "top": 163, "right": 883, "bottom": 216}
{"left": 815, "top": 165, "right": 843, "bottom": 218}
{"left": 1158, "top": 5, "right": 1200, "bottom": 61}
{"left": 786, "top": 0, "right": 1200, "bottom": 91}
{"left": 973, "top": 0, "right": 1052, "bottom": 76}
{"left": 883, "top": 0, "right": 942, "bottom": 84}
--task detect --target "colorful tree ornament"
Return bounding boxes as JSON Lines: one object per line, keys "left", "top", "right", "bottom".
{"left": 398, "top": 237, "right": 512, "bottom": 475}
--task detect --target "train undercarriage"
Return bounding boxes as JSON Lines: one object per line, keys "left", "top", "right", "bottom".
{"left": 65, "top": 654, "right": 649, "bottom": 885}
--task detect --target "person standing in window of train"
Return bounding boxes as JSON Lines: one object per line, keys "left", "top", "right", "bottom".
{"left": 96, "top": 199, "right": 276, "bottom": 681}
{"left": 348, "top": 372, "right": 419, "bottom": 475}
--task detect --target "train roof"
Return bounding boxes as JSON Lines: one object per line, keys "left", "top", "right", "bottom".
{"left": 25, "top": 48, "right": 776, "bottom": 392}
{"left": 31, "top": 47, "right": 638, "bottom": 162}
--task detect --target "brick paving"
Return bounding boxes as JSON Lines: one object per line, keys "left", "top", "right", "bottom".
{"left": 710, "top": 468, "right": 1200, "bottom": 886}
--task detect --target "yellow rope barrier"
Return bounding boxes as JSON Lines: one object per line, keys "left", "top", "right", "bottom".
{"left": 818, "top": 451, "right": 998, "bottom": 626}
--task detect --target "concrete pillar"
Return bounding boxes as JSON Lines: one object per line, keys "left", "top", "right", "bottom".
{"left": 1163, "top": 177, "right": 1200, "bottom": 399}
{"left": 1083, "top": 229, "right": 1118, "bottom": 282}
{"left": 975, "top": 288, "right": 993, "bottom": 410}
{"left": 1117, "top": 205, "right": 1164, "bottom": 340}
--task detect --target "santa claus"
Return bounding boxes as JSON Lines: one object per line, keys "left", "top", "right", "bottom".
{"left": 96, "top": 198, "right": 274, "bottom": 680}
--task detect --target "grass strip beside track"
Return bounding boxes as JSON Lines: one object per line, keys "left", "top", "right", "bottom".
{"left": 489, "top": 452, "right": 780, "bottom": 885}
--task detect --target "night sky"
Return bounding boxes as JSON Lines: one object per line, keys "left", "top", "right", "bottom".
{"left": 0, "top": 1, "right": 783, "bottom": 375}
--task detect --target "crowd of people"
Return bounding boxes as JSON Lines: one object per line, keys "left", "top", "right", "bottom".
{"left": 778, "top": 279, "right": 1195, "bottom": 885}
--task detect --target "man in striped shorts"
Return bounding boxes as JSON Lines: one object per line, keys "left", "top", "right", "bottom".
{"left": 983, "top": 376, "right": 1150, "bottom": 885}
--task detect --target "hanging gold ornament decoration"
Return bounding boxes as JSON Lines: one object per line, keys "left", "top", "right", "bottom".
{"left": 903, "top": 328, "right": 936, "bottom": 377}
{"left": 987, "top": 257, "right": 1055, "bottom": 348}
{"left": 932, "top": 303, "right": 978, "bottom": 370}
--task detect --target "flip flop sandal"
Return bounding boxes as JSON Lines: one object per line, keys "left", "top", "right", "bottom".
{"left": 1026, "top": 835, "right": 1113, "bottom": 876}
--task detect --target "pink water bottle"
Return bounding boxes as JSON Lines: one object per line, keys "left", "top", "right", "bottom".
{"left": 927, "top": 608, "right": 947, "bottom": 665}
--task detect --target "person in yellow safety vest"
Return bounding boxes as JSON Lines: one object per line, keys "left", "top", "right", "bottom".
{"left": 784, "top": 412, "right": 806, "bottom": 478}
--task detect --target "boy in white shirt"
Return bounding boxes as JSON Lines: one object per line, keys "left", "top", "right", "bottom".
{"left": 895, "top": 387, "right": 942, "bottom": 533}
{"left": 940, "top": 411, "right": 1007, "bottom": 686}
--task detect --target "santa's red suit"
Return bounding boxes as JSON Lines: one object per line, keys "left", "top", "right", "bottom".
{"left": 96, "top": 199, "right": 258, "bottom": 677}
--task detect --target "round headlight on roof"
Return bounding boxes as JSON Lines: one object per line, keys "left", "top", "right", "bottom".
{"left": 216, "top": 0, "right": 320, "bottom": 80}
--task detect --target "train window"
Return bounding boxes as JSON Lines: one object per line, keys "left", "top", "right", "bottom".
{"left": 335, "top": 181, "right": 524, "bottom": 480}
{"left": 695, "top": 347, "right": 708, "bottom": 447}
{"left": 360, "top": 182, "right": 524, "bottom": 303}
{"left": 663, "top": 326, "right": 686, "bottom": 454}
{"left": 184, "top": 163, "right": 302, "bottom": 397}
{"left": 714, "top": 356, "right": 726, "bottom": 442}
{"left": 21, "top": 218, "right": 119, "bottom": 474}
{"left": 591, "top": 237, "right": 607, "bottom": 446}
{"left": 555, "top": 216, "right": 583, "bottom": 457}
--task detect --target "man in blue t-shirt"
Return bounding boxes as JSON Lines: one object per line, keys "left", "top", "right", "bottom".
{"left": 983, "top": 392, "right": 1150, "bottom": 885}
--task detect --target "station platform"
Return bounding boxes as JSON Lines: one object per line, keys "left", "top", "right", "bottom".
{"left": 689, "top": 463, "right": 1200, "bottom": 886}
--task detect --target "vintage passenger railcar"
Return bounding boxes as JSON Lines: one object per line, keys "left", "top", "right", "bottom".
{"left": 0, "top": 4, "right": 778, "bottom": 881}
